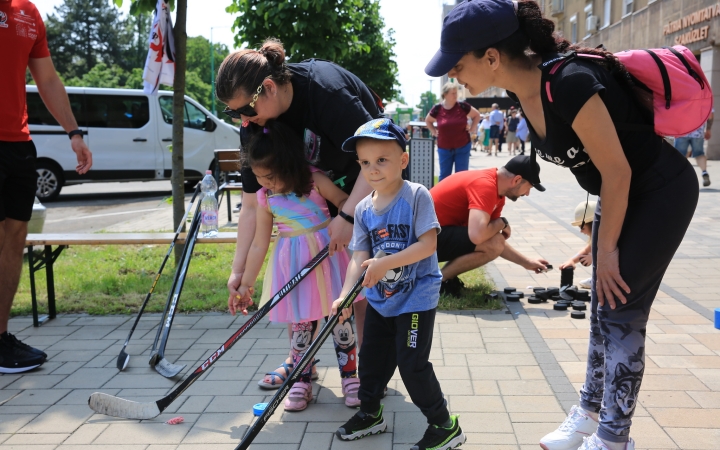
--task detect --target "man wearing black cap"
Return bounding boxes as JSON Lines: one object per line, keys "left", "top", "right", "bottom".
{"left": 430, "top": 155, "right": 549, "bottom": 297}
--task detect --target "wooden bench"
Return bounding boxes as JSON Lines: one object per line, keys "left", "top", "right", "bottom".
{"left": 25, "top": 232, "right": 239, "bottom": 327}
{"left": 214, "top": 149, "right": 244, "bottom": 222}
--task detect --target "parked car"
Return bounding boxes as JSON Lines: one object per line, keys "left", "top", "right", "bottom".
{"left": 26, "top": 86, "right": 240, "bottom": 201}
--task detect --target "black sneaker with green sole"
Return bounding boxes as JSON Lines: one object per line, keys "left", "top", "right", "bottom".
{"left": 336, "top": 404, "right": 387, "bottom": 441}
{"left": 411, "top": 415, "right": 466, "bottom": 450}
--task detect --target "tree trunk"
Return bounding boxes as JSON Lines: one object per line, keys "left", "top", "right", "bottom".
{"left": 171, "top": 0, "right": 188, "bottom": 265}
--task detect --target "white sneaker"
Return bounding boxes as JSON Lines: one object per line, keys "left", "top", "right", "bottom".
{"left": 579, "top": 278, "right": 592, "bottom": 289}
{"left": 540, "top": 405, "right": 598, "bottom": 450}
{"left": 578, "top": 433, "right": 635, "bottom": 450}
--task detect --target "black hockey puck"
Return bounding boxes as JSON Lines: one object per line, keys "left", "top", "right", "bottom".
{"left": 553, "top": 303, "right": 568, "bottom": 311}
{"left": 551, "top": 295, "right": 562, "bottom": 301}
{"left": 547, "top": 287, "right": 559, "bottom": 291}
{"left": 528, "top": 296, "right": 542, "bottom": 304}
{"left": 506, "top": 293, "right": 521, "bottom": 302}
{"left": 533, "top": 287, "right": 545, "bottom": 293}
{"left": 504, "top": 287, "right": 517, "bottom": 293}
{"left": 572, "top": 302, "right": 587, "bottom": 311}
{"left": 575, "top": 290, "right": 590, "bottom": 301}
{"left": 571, "top": 311, "right": 586, "bottom": 319}
{"left": 515, "top": 292, "right": 524, "bottom": 298}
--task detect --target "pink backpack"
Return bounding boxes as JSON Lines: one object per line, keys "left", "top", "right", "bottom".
{"left": 546, "top": 45, "right": 713, "bottom": 137}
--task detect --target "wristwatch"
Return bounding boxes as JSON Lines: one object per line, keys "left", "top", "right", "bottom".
{"left": 338, "top": 210, "right": 354, "bottom": 225}
{"left": 500, "top": 217, "right": 509, "bottom": 229}
{"left": 68, "top": 129, "right": 84, "bottom": 140}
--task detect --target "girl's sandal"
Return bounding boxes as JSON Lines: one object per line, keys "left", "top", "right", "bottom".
{"left": 257, "top": 359, "right": 319, "bottom": 389}
{"left": 284, "top": 381, "right": 313, "bottom": 411}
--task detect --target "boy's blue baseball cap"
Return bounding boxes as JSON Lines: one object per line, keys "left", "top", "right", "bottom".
{"left": 342, "top": 118, "right": 407, "bottom": 153}
{"left": 425, "top": 0, "right": 519, "bottom": 77}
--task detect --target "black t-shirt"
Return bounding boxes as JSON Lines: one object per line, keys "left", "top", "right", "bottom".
{"left": 240, "top": 59, "right": 383, "bottom": 195}
{"left": 507, "top": 54, "right": 662, "bottom": 195}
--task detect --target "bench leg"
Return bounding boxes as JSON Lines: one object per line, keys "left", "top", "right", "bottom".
{"left": 226, "top": 190, "right": 232, "bottom": 222}
{"left": 28, "top": 245, "right": 40, "bottom": 327}
{"left": 45, "top": 245, "right": 56, "bottom": 320}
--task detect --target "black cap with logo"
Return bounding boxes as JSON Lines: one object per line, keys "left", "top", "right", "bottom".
{"left": 504, "top": 155, "right": 545, "bottom": 191}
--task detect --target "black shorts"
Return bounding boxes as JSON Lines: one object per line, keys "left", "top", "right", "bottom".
{"left": 436, "top": 226, "right": 476, "bottom": 263}
{"left": 489, "top": 125, "right": 500, "bottom": 139}
{"left": 0, "top": 140, "right": 38, "bottom": 222}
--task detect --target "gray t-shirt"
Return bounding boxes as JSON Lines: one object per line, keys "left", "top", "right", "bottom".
{"left": 349, "top": 181, "right": 442, "bottom": 317}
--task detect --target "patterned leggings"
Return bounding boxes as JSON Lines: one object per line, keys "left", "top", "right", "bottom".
{"left": 579, "top": 150, "right": 697, "bottom": 443}
{"left": 291, "top": 318, "right": 358, "bottom": 382}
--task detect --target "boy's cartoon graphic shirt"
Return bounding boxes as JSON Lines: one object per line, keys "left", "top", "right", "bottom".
{"left": 350, "top": 181, "right": 442, "bottom": 317}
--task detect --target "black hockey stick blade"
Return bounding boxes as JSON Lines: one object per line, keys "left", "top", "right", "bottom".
{"left": 89, "top": 246, "right": 331, "bottom": 419}
{"left": 236, "top": 250, "right": 385, "bottom": 450}
{"left": 117, "top": 185, "right": 201, "bottom": 371}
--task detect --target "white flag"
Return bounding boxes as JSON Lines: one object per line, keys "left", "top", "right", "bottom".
{"left": 142, "top": 0, "right": 176, "bottom": 95}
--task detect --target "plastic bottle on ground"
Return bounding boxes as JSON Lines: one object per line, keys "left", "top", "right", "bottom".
{"left": 200, "top": 170, "right": 218, "bottom": 237}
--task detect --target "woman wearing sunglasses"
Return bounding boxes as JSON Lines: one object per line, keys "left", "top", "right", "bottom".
{"left": 215, "top": 38, "right": 384, "bottom": 387}
{"left": 425, "top": 1, "right": 698, "bottom": 449}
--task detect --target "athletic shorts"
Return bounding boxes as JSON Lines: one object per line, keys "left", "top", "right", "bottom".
{"left": 436, "top": 226, "right": 476, "bottom": 263}
{"left": 506, "top": 131, "right": 518, "bottom": 143}
{"left": 489, "top": 125, "right": 500, "bottom": 139}
{"left": 0, "top": 140, "right": 38, "bottom": 222}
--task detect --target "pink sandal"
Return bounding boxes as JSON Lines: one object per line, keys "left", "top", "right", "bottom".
{"left": 342, "top": 377, "right": 361, "bottom": 408}
{"left": 284, "top": 381, "right": 313, "bottom": 411}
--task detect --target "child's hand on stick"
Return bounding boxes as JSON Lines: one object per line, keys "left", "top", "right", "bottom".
{"left": 331, "top": 298, "right": 352, "bottom": 324}
{"left": 360, "top": 257, "right": 386, "bottom": 288}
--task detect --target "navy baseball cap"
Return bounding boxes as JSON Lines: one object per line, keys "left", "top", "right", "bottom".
{"left": 504, "top": 155, "right": 545, "bottom": 191}
{"left": 425, "top": 0, "right": 519, "bottom": 77}
{"left": 342, "top": 118, "right": 407, "bottom": 153}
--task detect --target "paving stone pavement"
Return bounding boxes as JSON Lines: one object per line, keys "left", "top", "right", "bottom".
{"left": 2, "top": 150, "right": 719, "bottom": 449}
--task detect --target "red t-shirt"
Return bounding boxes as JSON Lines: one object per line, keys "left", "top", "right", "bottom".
{"left": 429, "top": 101, "right": 471, "bottom": 149}
{"left": 0, "top": 0, "right": 50, "bottom": 142}
{"left": 430, "top": 168, "right": 505, "bottom": 227}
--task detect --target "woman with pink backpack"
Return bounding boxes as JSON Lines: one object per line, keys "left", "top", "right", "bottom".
{"left": 426, "top": 1, "right": 702, "bottom": 450}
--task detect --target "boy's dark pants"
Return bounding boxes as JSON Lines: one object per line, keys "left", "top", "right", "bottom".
{"left": 358, "top": 304, "right": 449, "bottom": 426}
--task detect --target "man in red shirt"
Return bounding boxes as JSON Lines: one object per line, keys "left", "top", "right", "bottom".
{"left": 430, "top": 155, "right": 548, "bottom": 297}
{"left": 0, "top": 0, "right": 92, "bottom": 373}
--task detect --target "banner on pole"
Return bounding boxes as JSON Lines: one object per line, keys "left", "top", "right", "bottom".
{"left": 143, "top": 0, "right": 176, "bottom": 95}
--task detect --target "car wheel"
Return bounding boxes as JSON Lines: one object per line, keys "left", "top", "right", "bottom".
{"left": 36, "top": 161, "right": 63, "bottom": 201}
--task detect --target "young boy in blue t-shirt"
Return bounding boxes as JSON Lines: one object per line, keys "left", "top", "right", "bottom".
{"left": 331, "top": 119, "right": 465, "bottom": 450}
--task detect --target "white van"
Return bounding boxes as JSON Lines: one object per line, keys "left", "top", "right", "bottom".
{"left": 26, "top": 86, "right": 240, "bottom": 200}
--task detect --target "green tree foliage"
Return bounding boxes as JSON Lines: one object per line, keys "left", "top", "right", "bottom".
{"left": 45, "top": 0, "right": 129, "bottom": 78}
{"left": 228, "top": 0, "right": 399, "bottom": 100}
{"left": 40, "top": 0, "right": 223, "bottom": 112}
{"left": 417, "top": 91, "right": 438, "bottom": 117}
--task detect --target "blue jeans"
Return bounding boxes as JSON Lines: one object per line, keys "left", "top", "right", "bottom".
{"left": 674, "top": 136, "right": 705, "bottom": 157}
{"left": 437, "top": 142, "right": 471, "bottom": 182}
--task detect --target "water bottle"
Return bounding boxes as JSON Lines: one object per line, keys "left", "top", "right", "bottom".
{"left": 200, "top": 170, "right": 218, "bottom": 237}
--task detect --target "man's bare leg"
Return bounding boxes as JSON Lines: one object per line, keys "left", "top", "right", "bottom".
{"left": 441, "top": 234, "right": 504, "bottom": 281}
{"left": 697, "top": 154, "right": 708, "bottom": 172}
{"left": 0, "top": 219, "right": 28, "bottom": 334}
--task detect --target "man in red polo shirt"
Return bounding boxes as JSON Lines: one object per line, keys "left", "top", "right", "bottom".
{"left": 0, "top": 0, "right": 92, "bottom": 373}
{"left": 430, "top": 155, "right": 548, "bottom": 297}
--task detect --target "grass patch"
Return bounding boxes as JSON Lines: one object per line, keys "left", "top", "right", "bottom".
{"left": 14, "top": 244, "right": 499, "bottom": 316}
{"left": 438, "top": 267, "right": 500, "bottom": 311}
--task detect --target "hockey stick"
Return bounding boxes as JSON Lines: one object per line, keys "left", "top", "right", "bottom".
{"left": 116, "top": 184, "right": 201, "bottom": 371}
{"left": 236, "top": 250, "right": 385, "bottom": 450}
{"left": 151, "top": 204, "right": 203, "bottom": 378}
{"left": 148, "top": 198, "right": 203, "bottom": 365}
{"left": 88, "top": 245, "right": 331, "bottom": 419}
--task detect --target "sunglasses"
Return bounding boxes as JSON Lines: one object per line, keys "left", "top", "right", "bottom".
{"left": 222, "top": 77, "right": 269, "bottom": 119}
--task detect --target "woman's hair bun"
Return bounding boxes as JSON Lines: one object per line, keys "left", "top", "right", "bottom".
{"left": 260, "top": 38, "right": 286, "bottom": 66}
